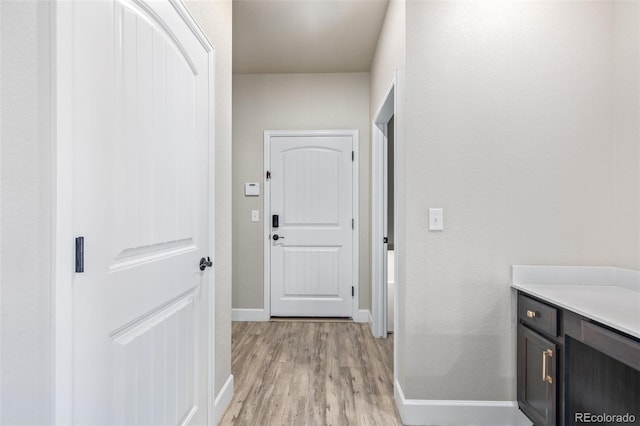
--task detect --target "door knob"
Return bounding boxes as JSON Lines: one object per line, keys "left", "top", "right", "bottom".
{"left": 199, "top": 257, "right": 212, "bottom": 271}
{"left": 272, "top": 234, "right": 285, "bottom": 241}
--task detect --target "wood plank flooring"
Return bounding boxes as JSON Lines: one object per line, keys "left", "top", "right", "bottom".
{"left": 219, "top": 321, "right": 403, "bottom": 426}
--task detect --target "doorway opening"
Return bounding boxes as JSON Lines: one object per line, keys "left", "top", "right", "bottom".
{"left": 371, "top": 75, "right": 397, "bottom": 339}
{"left": 386, "top": 116, "right": 395, "bottom": 334}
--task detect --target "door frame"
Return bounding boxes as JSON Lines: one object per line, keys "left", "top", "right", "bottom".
{"left": 51, "top": 1, "right": 216, "bottom": 423}
{"left": 263, "top": 129, "right": 360, "bottom": 319}
{"left": 371, "top": 74, "right": 398, "bottom": 338}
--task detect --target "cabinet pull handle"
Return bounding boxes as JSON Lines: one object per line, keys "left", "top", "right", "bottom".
{"left": 526, "top": 310, "right": 537, "bottom": 318}
{"left": 542, "top": 349, "right": 553, "bottom": 384}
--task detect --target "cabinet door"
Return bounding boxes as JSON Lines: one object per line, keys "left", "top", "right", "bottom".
{"left": 518, "top": 324, "right": 557, "bottom": 426}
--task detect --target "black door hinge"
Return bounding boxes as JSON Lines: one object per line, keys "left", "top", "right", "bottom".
{"left": 352, "top": 218, "right": 354, "bottom": 229}
{"left": 75, "top": 236, "right": 84, "bottom": 273}
{"left": 266, "top": 171, "right": 271, "bottom": 180}
{"left": 352, "top": 286, "right": 354, "bottom": 297}
{"left": 383, "top": 237, "right": 388, "bottom": 243}
{"left": 352, "top": 151, "right": 355, "bottom": 162}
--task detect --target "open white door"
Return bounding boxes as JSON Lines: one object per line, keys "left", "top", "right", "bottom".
{"left": 266, "top": 131, "right": 356, "bottom": 318}
{"left": 57, "top": 1, "right": 214, "bottom": 424}
{"left": 371, "top": 76, "right": 397, "bottom": 338}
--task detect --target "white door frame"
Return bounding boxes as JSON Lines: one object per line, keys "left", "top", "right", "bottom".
{"left": 51, "top": 1, "right": 216, "bottom": 423}
{"left": 371, "top": 74, "right": 398, "bottom": 338}
{"left": 263, "top": 130, "right": 359, "bottom": 319}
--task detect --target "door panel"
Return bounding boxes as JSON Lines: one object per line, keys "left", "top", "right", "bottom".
{"left": 114, "top": 0, "right": 199, "bottom": 263}
{"left": 269, "top": 135, "right": 353, "bottom": 317}
{"left": 69, "top": 1, "right": 212, "bottom": 424}
{"left": 282, "top": 148, "right": 340, "bottom": 224}
{"left": 112, "top": 293, "right": 196, "bottom": 425}
{"left": 283, "top": 247, "right": 340, "bottom": 295}
{"left": 517, "top": 324, "right": 557, "bottom": 426}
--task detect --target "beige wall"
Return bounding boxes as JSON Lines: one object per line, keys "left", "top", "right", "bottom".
{"left": 184, "top": 0, "right": 233, "bottom": 397}
{"left": 1, "top": 2, "right": 52, "bottom": 423}
{"left": 614, "top": 0, "right": 640, "bottom": 270}
{"left": 400, "top": 0, "right": 627, "bottom": 400}
{"left": 232, "top": 72, "right": 371, "bottom": 311}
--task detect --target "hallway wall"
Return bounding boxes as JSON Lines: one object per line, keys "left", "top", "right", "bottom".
{"left": 1, "top": 2, "right": 53, "bottom": 423}
{"left": 400, "top": 0, "right": 633, "bottom": 402}
{"left": 614, "top": 0, "right": 640, "bottom": 270}
{"left": 232, "top": 72, "right": 371, "bottom": 313}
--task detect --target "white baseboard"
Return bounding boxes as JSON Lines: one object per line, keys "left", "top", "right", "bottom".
{"left": 394, "top": 380, "right": 532, "bottom": 426}
{"left": 352, "top": 309, "right": 370, "bottom": 324}
{"left": 232, "top": 308, "right": 269, "bottom": 322}
{"left": 214, "top": 374, "right": 234, "bottom": 425}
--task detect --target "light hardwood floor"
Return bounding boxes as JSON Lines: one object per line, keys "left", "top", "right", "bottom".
{"left": 219, "top": 321, "right": 403, "bottom": 426}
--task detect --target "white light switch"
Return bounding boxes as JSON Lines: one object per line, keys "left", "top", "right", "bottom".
{"left": 251, "top": 210, "right": 260, "bottom": 222}
{"left": 429, "top": 208, "right": 444, "bottom": 230}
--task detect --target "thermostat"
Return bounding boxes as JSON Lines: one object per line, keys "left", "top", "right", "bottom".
{"left": 245, "top": 182, "right": 260, "bottom": 196}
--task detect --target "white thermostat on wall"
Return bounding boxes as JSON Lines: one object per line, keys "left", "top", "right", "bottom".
{"left": 245, "top": 182, "right": 260, "bottom": 196}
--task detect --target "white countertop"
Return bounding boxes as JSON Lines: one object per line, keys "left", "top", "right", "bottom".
{"left": 512, "top": 265, "right": 640, "bottom": 339}
{"left": 512, "top": 283, "right": 640, "bottom": 339}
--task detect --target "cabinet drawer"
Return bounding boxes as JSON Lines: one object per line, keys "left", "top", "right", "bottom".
{"left": 519, "top": 294, "right": 558, "bottom": 336}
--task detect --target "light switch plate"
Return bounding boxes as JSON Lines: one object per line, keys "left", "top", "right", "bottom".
{"left": 429, "top": 208, "right": 444, "bottom": 231}
{"left": 251, "top": 210, "right": 260, "bottom": 222}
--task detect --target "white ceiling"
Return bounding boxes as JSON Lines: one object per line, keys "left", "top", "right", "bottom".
{"left": 233, "top": 0, "right": 390, "bottom": 74}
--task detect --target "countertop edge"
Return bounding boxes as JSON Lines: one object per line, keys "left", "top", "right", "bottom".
{"left": 512, "top": 283, "right": 640, "bottom": 340}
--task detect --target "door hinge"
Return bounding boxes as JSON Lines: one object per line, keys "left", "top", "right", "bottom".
{"left": 352, "top": 151, "right": 355, "bottom": 162}
{"left": 75, "top": 236, "right": 84, "bottom": 273}
{"left": 383, "top": 237, "right": 388, "bottom": 243}
{"left": 352, "top": 218, "right": 354, "bottom": 229}
{"left": 352, "top": 286, "right": 355, "bottom": 297}
{"left": 266, "top": 170, "right": 271, "bottom": 180}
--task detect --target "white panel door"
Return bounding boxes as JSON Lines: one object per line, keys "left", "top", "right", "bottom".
{"left": 67, "top": 1, "right": 213, "bottom": 424}
{"left": 269, "top": 134, "right": 354, "bottom": 317}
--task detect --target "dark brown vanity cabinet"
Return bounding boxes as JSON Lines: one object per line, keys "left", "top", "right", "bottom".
{"left": 517, "top": 294, "right": 561, "bottom": 426}
{"left": 517, "top": 290, "right": 640, "bottom": 426}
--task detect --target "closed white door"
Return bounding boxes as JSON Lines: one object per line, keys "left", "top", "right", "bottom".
{"left": 268, "top": 133, "right": 354, "bottom": 317}
{"left": 66, "top": 1, "right": 213, "bottom": 424}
